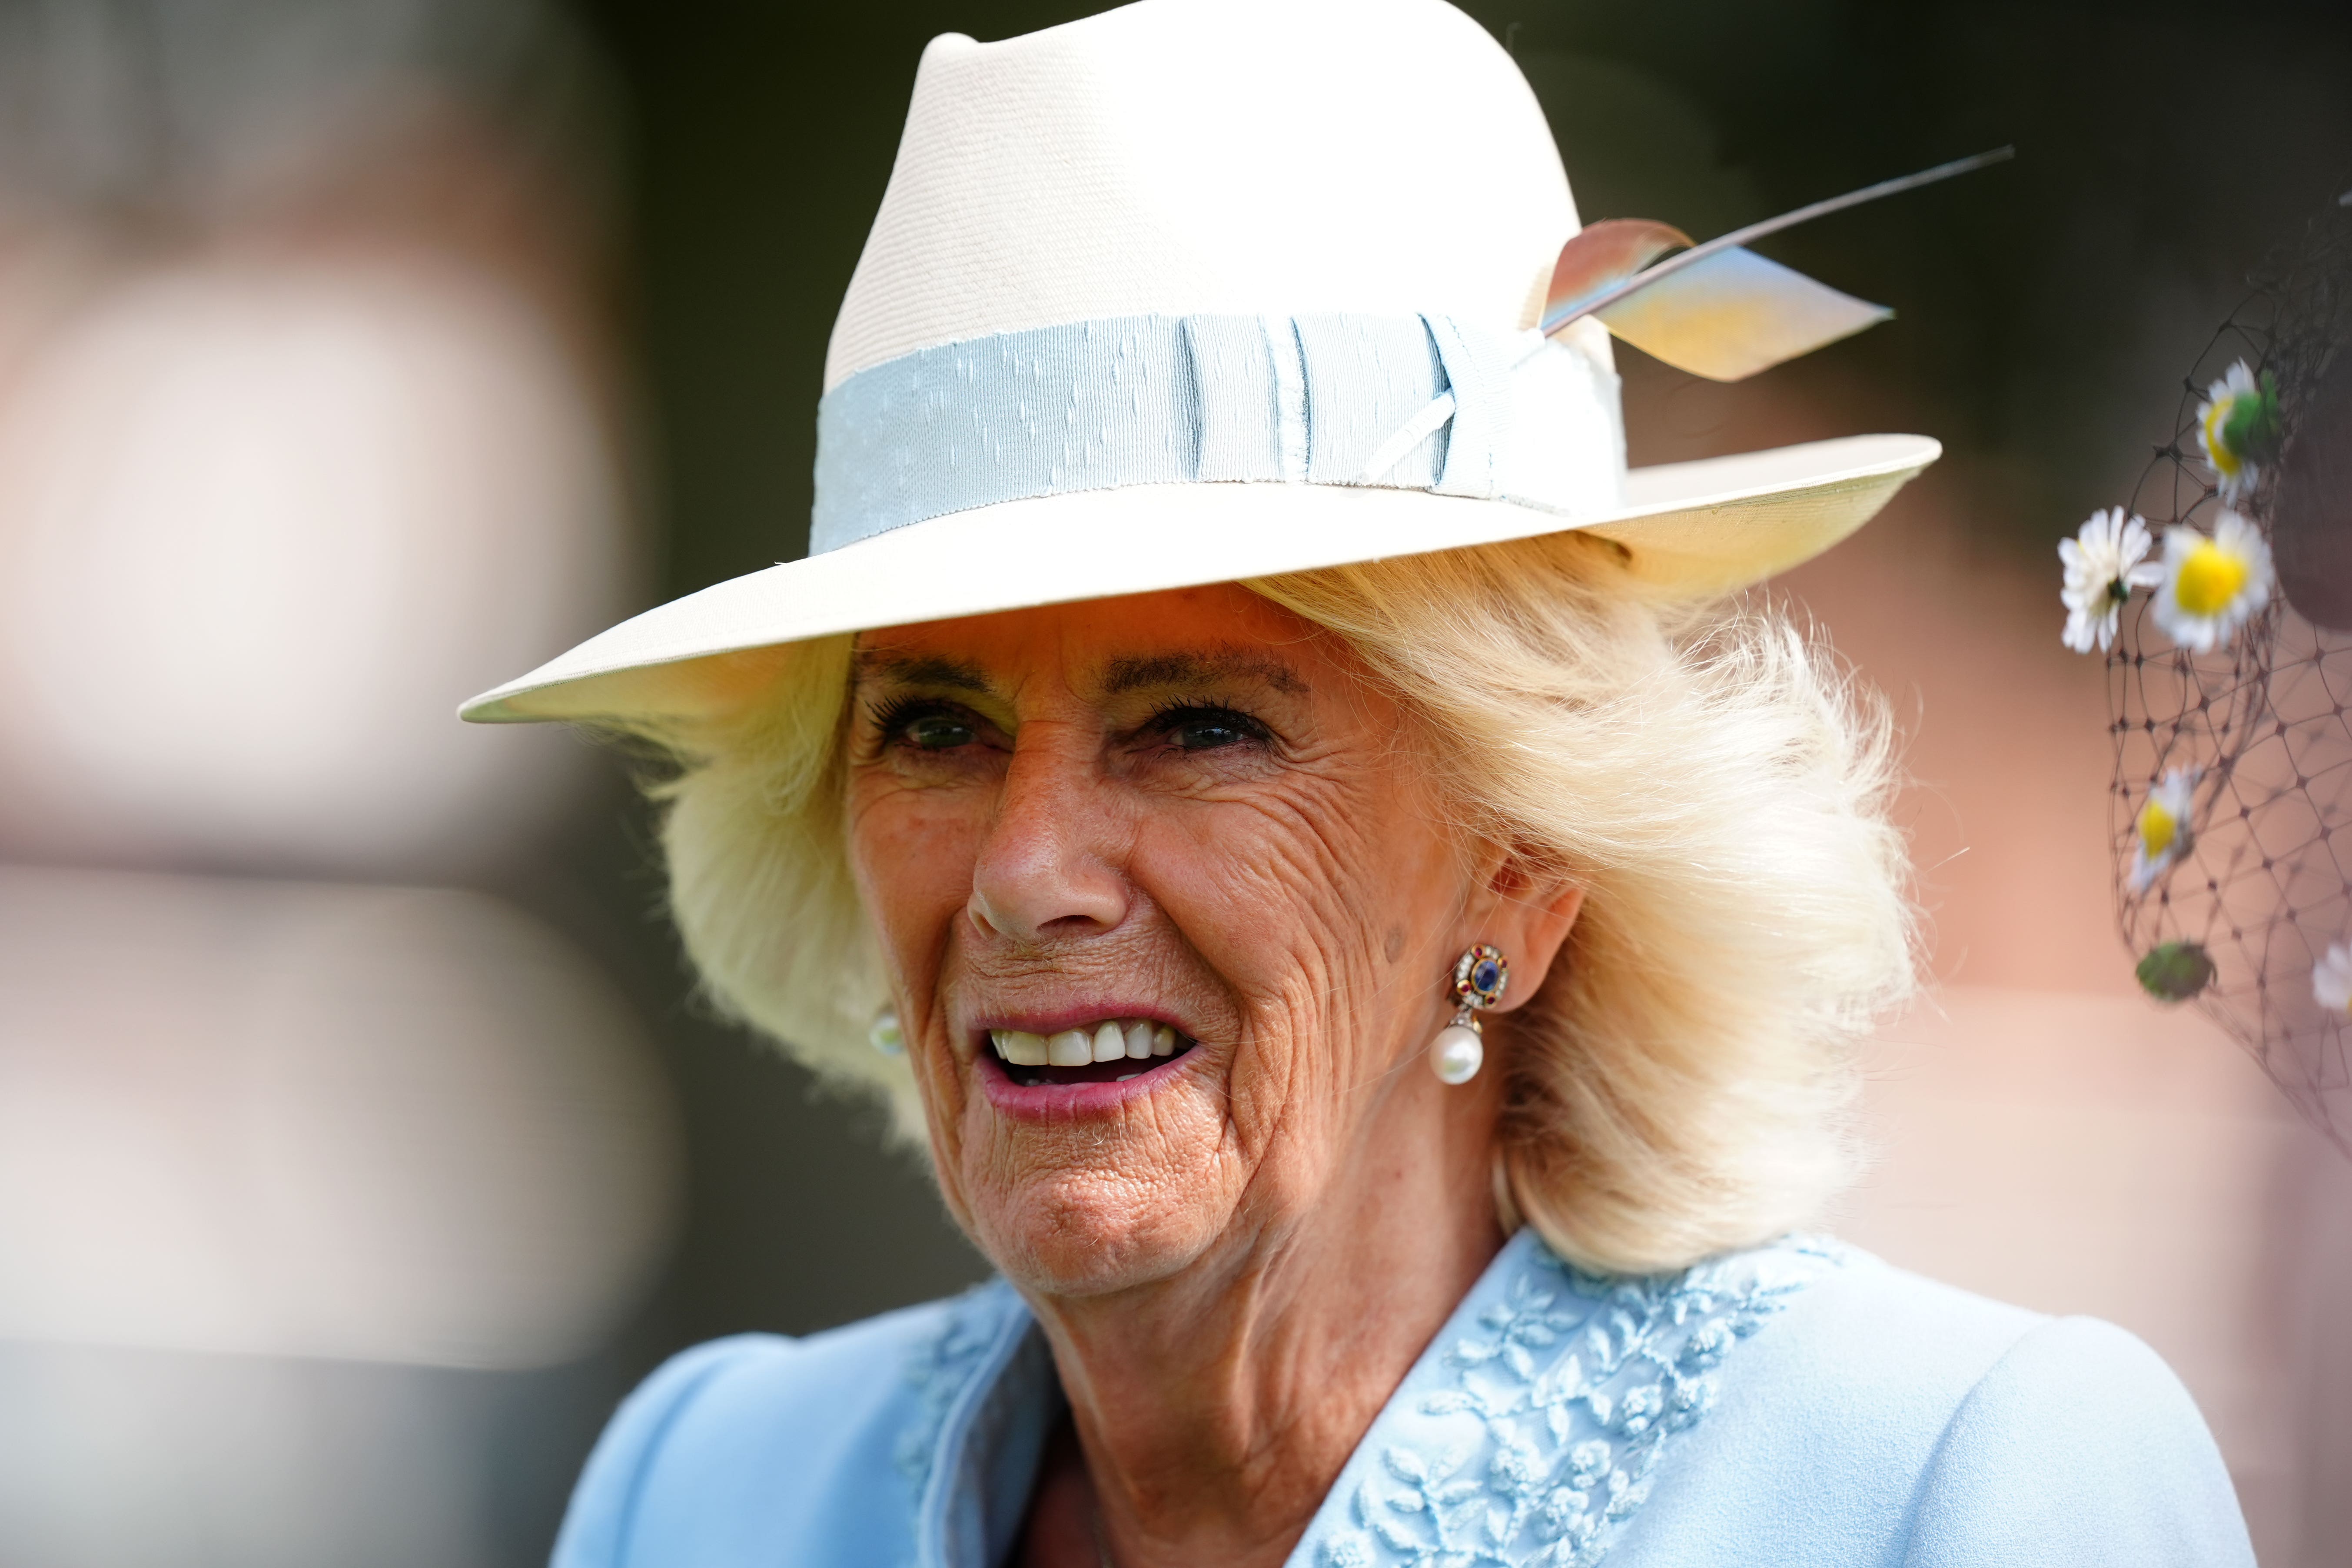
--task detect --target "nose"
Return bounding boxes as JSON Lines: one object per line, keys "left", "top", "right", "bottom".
{"left": 966, "top": 731, "right": 1130, "bottom": 942}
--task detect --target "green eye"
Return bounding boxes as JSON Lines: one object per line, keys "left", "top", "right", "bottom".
{"left": 906, "top": 714, "right": 976, "bottom": 750}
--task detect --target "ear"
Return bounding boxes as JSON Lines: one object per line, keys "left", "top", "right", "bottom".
{"left": 1460, "top": 849, "right": 1584, "bottom": 1013}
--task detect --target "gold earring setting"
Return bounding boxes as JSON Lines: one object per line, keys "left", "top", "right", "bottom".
{"left": 1430, "top": 944, "right": 1508, "bottom": 1085}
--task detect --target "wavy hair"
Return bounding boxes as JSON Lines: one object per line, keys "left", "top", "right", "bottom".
{"left": 638, "top": 530, "right": 1916, "bottom": 1275}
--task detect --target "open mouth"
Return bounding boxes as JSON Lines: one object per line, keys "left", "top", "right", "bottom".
{"left": 987, "top": 1018, "right": 1197, "bottom": 1087}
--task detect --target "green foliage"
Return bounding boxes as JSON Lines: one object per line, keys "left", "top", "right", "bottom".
{"left": 2221, "top": 371, "right": 2284, "bottom": 466}
{"left": 2136, "top": 940, "right": 2215, "bottom": 1003}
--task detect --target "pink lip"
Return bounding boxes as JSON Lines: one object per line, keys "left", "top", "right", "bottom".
{"left": 976, "top": 1047, "right": 1201, "bottom": 1122}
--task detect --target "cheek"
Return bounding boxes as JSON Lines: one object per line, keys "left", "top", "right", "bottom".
{"left": 845, "top": 781, "right": 985, "bottom": 981}
{"left": 1141, "top": 777, "right": 1450, "bottom": 1046}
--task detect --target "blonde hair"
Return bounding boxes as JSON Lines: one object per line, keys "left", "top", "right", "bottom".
{"left": 638, "top": 531, "right": 1915, "bottom": 1275}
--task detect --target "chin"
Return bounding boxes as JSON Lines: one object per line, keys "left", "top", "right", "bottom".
{"left": 964, "top": 1163, "right": 1227, "bottom": 1298}
{"left": 934, "top": 1030, "right": 1240, "bottom": 1295}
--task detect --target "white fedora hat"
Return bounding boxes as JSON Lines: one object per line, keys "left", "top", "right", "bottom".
{"left": 462, "top": 0, "right": 1939, "bottom": 725}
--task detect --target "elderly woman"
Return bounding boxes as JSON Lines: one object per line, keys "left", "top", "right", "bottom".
{"left": 468, "top": 2, "right": 2253, "bottom": 1564}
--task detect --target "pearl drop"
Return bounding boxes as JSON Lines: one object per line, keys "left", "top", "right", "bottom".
{"left": 1430, "top": 1023, "right": 1483, "bottom": 1085}
{"left": 868, "top": 1012, "right": 905, "bottom": 1056}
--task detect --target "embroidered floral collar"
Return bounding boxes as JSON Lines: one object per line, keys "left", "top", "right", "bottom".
{"left": 897, "top": 1229, "right": 1847, "bottom": 1568}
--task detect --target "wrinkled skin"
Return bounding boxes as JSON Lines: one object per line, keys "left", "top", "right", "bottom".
{"left": 844, "top": 583, "right": 1583, "bottom": 1568}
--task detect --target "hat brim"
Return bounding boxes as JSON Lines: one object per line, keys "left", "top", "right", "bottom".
{"left": 461, "top": 432, "right": 1937, "bottom": 725}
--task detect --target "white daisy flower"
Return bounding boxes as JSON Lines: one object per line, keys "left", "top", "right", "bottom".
{"left": 2059, "top": 507, "right": 2161, "bottom": 652}
{"left": 2316, "top": 943, "right": 2352, "bottom": 1017}
{"left": 2128, "top": 766, "right": 2200, "bottom": 893}
{"left": 2195, "top": 359, "right": 2279, "bottom": 503}
{"left": 2150, "top": 510, "right": 2273, "bottom": 653}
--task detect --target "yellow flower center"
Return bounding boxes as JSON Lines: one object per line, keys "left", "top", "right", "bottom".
{"left": 2139, "top": 798, "right": 2178, "bottom": 860}
{"left": 2203, "top": 399, "right": 2243, "bottom": 476}
{"left": 2174, "top": 540, "right": 2249, "bottom": 617}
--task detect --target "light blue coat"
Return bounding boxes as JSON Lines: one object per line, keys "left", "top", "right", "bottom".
{"left": 552, "top": 1230, "right": 2253, "bottom": 1567}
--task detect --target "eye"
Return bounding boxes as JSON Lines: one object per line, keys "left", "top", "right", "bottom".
{"left": 904, "top": 712, "right": 977, "bottom": 750}
{"left": 1152, "top": 704, "right": 1268, "bottom": 752}
{"left": 867, "top": 697, "right": 988, "bottom": 754}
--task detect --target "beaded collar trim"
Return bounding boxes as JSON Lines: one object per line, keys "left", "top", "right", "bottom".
{"left": 1294, "top": 1229, "right": 1846, "bottom": 1567}
{"left": 895, "top": 1229, "right": 1844, "bottom": 1568}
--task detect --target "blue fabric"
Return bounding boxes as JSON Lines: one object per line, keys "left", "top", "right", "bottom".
{"left": 551, "top": 1233, "right": 2253, "bottom": 1568}
{"left": 809, "top": 313, "right": 1620, "bottom": 554}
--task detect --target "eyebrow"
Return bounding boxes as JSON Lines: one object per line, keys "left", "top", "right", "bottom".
{"left": 1101, "top": 649, "right": 1306, "bottom": 697}
{"left": 850, "top": 645, "right": 1308, "bottom": 701}
{"left": 850, "top": 651, "right": 992, "bottom": 693}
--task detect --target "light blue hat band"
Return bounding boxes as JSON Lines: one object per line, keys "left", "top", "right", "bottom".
{"left": 811, "top": 312, "right": 1624, "bottom": 555}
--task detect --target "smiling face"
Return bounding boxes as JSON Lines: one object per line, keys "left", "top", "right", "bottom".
{"left": 843, "top": 582, "right": 1570, "bottom": 1299}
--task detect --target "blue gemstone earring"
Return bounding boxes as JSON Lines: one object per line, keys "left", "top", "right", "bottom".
{"left": 1430, "top": 943, "right": 1508, "bottom": 1085}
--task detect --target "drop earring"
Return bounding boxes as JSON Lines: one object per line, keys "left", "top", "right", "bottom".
{"left": 1430, "top": 943, "right": 1508, "bottom": 1085}
{"left": 868, "top": 1008, "right": 905, "bottom": 1057}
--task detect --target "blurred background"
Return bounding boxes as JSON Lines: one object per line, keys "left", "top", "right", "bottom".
{"left": 0, "top": 0, "right": 2349, "bottom": 1562}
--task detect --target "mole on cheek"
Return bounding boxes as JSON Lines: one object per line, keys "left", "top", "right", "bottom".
{"left": 1384, "top": 927, "right": 1405, "bottom": 963}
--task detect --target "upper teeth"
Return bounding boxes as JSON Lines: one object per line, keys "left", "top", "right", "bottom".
{"left": 990, "top": 1019, "right": 1180, "bottom": 1067}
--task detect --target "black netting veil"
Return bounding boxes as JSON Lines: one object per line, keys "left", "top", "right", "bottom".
{"left": 2108, "top": 184, "right": 2352, "bottom": 1150}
